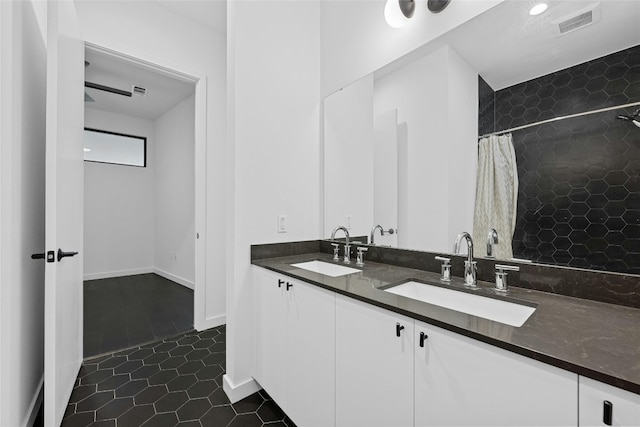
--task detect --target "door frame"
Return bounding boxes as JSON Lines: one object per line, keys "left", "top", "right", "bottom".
{"left": 84, "top": 42, "right": 208, "bottom": 331}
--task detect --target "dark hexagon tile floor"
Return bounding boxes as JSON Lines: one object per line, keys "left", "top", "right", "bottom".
{"left": 62, "top": 325, "right": 296, "bottom": 427}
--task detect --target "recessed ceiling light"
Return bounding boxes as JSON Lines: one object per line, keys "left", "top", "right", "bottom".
{"left": 84, "top": 148, "right": 91, "bottom": 152}
{"left": 529, "top": 3, "right": 548, "bottom": 16}
{"left": 384, "top": 0, "right": 415, "bottom": 28}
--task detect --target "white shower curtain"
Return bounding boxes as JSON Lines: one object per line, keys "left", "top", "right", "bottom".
{"left": 473, "top": 133, "right": 519, "bottom": 259}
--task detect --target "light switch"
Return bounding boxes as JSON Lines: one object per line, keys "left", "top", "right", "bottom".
{"left": 277, "top": 215, "right": 288, "bottom": 233}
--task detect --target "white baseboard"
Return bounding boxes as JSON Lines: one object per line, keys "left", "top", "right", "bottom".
{"left": 223, "top": 375, "right": 260, "bottom": 404}
{"left": 153, "top": 268, "right": 194, "bottom": 290}
{"left": 195, "top": 313, "right": 226, "bottom": 332}
{"left": 22, "top": 376, "right": 43, "bottom": 427}
{"left": 83, "top": 268, "right": 194, "bottom": 291}
{"left": 83, "top": 267, "right": 153, "bottom": 281}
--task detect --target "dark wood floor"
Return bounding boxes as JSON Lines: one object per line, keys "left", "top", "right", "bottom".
{"left": 84, "top": 274, "right": 194, "bottom": 358}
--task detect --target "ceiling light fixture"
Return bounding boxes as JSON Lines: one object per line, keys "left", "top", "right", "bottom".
{"left": 384, "top": 0, "right": 415, "bottom": 28}
{"left": 529, "top": 3, "right": 548, "bottom": 16}
{"left": 427, "top": 0, "right": 451, "bottom": 14}
{"left": 84, "top": 148, "right": 92, "bottom": 152}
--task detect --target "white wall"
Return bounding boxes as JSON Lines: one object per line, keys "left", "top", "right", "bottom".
{"left": 375, "top": 48, "right": 448, "bottom": 251}
{"left": 373, "top": 45, "right": 477, "bottom": 253}
{"left": 154, "top": 94, "right": 195, "bottom": 288}
{"left": 446, "top": 48, "right": 478, "bottom": 250}
{"left": 373, "top": 109, "right": 398, "bottom": 247}
{"left": 0, "top": 1, "right": 47, "bottom": 425}
{"left": 225, "top": 0, "right": 321, "bottom": 402}
{"left": 323, "top": 75, "right": 374, "bottom": 240}
{"left": 83, "top": 108, "right": 155, "bottom": 279}
{"left": 321, "top": 0, "right": 503, "bottom": 96}
{"left": 76, "top": 0, "right": 227, "bottom": 329}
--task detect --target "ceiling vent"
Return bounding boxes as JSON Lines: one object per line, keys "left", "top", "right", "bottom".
{"left": 552, "top": 3, "right": 601, "bottom": 36}
{"left": 132, "top": 85, "right": 147, "bottom": 97}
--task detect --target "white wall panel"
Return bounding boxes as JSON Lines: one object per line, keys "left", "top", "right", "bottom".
{"left": 226, "top": 0, "right": 321, "bottom": 401}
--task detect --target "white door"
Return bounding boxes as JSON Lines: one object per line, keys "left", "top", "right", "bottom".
{"left": 253, "top": 267, "right": 288, "bottom": 405}
{"left": 287, "top": 278, "right": 335, "bottom": 427}
{"left": 44, "top": 1, "right": 85, "bottom": 426}
{"left": 335, "top": 295, "right": 414, "bottom": 427}
{"left": 414, "top": 321, "right": 577, "bottom": 426}
{"left": 579, "top": 376, "right": 640, "bottom": 427}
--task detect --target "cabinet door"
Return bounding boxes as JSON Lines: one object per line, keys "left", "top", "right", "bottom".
{"left": 254, "top": 268, "right": 288, "bottom": 406}
{"left": 579, "top": 376, "right": 640, "bottom": 426}
{"left": 287, "top": 279, "right": 336, "bottom": 427}
{"left": 336, "top": 295, "right": 414, "bottom": 427}
{"left": 415, "top": 321, "right": 577, "bottom": 426}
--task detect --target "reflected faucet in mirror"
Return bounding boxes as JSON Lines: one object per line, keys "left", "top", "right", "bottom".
{"left": 486, "top": 229, "right": 499, "bottom": 259}
{"left": 370, "top": 225, "right": 396, "bottom": 245}
{"left": 331, "top": 226, "right": 351, "bottom": 264}
{"left": 453, "top": 232, "right": 477, "bottom": 288}
{"left": 370, "top": 225, "right": 384, "bottom": 245}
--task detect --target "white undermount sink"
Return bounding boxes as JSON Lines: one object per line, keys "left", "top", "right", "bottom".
{"left": 291, "top": 260, "right": 361, "bottom": 277}
{"left": 384, "top": 281, "right": 536, "bottom": 327}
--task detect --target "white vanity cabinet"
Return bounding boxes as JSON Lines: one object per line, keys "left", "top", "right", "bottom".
{"left": 414, "top": 320, "right": 578, "bottom": 426}
{"left": 253, "top": 267, "right": 336, "bottom": 427}
{"left": 335, "top": 294, "right": 414, "bottom": 427}
{"left": 253, "top": 265, "right": 639, "bottom": 427}
{"left": 579, "top": 376, "right": 640, "bottom": 426}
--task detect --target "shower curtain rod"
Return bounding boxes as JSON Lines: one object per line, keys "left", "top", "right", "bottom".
{"left": 479, "top": 100, "right": 640, "bottom": 139}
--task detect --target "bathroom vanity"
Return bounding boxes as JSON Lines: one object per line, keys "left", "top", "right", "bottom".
{"left": 250, "top": 241, "right": 640, "bottom": 427}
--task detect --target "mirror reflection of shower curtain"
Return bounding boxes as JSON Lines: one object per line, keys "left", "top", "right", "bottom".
{"left": 473, "top": 133, "right": 518, "bottom": 259}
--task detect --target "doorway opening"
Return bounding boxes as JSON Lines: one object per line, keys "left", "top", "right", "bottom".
{"left": 82, "top": 45, "right": 198, "bottom": 357}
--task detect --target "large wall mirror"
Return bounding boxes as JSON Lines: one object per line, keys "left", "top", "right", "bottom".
{"left": 323, "top": 0, "right": 640, "bottom": 274}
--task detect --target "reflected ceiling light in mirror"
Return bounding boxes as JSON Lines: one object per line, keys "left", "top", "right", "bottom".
{"left": 384, "top": 0, "right": 415, "bottom": 28}
{"left": 529, "top": 3, "right": 548, "bottom": 16}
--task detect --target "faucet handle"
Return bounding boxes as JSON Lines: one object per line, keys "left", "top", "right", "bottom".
{"left": 343, "top": 243, "right": 351, "bottom": 264}
{"left": 356, "top": 247, "right": 368, "bottom": 266}
{"left": 331, "top": 243, "right": 340, "bottom": 261}
{"left": 494, "top": 264, "right": 519, "bottom": 292}
{"left": 435, "top": 256, "right": 451, "bottom": 282}
{"left": 495, "top": 264, "right": 520, "bottom": 272}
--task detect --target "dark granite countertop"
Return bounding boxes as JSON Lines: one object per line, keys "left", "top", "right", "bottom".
{"left": 252, "top": 252, "right": 640, "bottom": 395}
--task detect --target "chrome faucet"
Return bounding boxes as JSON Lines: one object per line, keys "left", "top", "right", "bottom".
{"left": 487, "top": 228, "right": 499, "bottom": 258}
{"left": 370, "top": 225, "right": 384, "bottom": 245}
{"left": 453, "top": 232, "right": 477, "bottom": 287}
{"left": 331, "top": 226, "right": 351, "bottom": 263}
